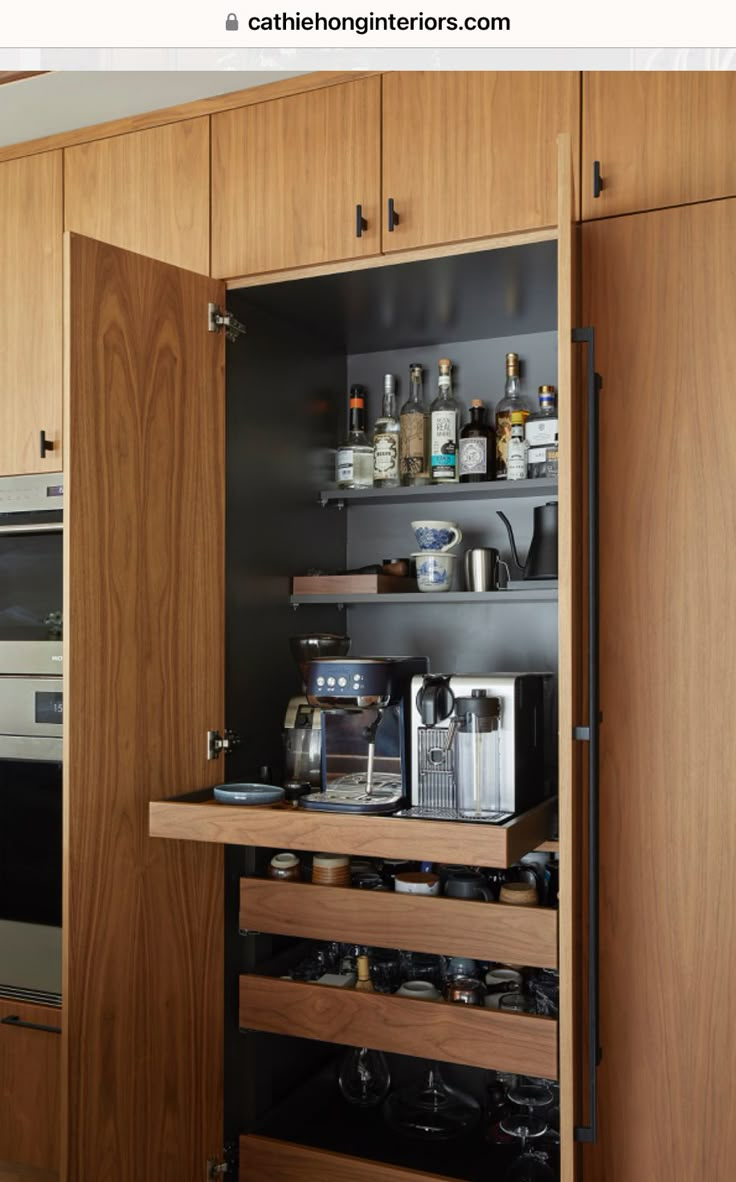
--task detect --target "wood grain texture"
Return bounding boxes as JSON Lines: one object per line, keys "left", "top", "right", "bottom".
{"left": 212, "top": 77, "right": 381, "bottom": 277}
{"left": 0, "top": 1164, "right": 56, "bottom": 1182}
{"left": 64, "top": 118, "right": 210, "bottom": 272}
{"left": 150, "top": 796, "right": 555, "bottom": 867}
{"left": 582, "top": 201, "right": 736, "bottom": 1182}
{"left": 0, "top": 1000, "right": 60, "bottom": 1171}
{"left": 240, "top": 1135, "right": 461, "bottom": 1182}
{"left": 0, "top": 151, "right": 62, "bottom": 476}
{"left": 62, "top": 234, "right": 226, "bottom": 1182}
{"left": 381, "top": 72, "right": 580, "bottom": 254}
{"left": 241, "top": 878, "right": 558, "bottom": 967}
{"left": 240, "top": 975, "right": 558, "bottom": 1078}
{"left": 583, "top": 71, "right": 736, "bottom": 219}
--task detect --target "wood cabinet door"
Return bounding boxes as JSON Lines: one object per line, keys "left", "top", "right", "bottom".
{"left": 211, "top": 77, "right": 381, "bottom": 278}
{"left": 583, "top": 72, "right": 736, "bottom": 220}
{"left": 382, "top": 72, "right": 580, "bottom": 253}
{"left": 0, "top": 999, "right": 61, "bottom": 1171}
{"left": 582, "top": 202, "right": 736, "bottom": 1181}
{"left": 64, "top": 118, "right": 210, "bottom": 273}
{"left": 63, "top": 234, "right": 225, "bottom": 1182}
{"left": 0, "top": 151, "right": 62, "bottom": 476}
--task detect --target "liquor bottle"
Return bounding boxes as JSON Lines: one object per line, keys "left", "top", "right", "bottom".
{"left": 372, "top": 374, "right": 401, "bottom": 488}
{"left": 430, "top": 358, "right": 459, "bottom": 483}
{"left": 506, "top": 411, "right": 528, "bottom": 481}
{"left": 458, "top": 399, "right": 493, "bottom": 483}
{"left": 335, "top": 385, "right": 374, "bottom": 489}
{"left": 399, "top": 363, "right": 429, "bottom": 486}
{"left": 526, "top": 385, "right": 559, "bottom": 479}
{"left": 494, "top": 353, "right": 530, "bottom": 480}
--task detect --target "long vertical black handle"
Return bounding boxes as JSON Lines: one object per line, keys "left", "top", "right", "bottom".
{"left": 40, "top": 430, "right": 55, "bottom": 458}
{"left": 1, "top": 1014, "right": 61, "bottom": 1034}
{"left": 572, "top": 325, "right": 603, "bottom": 1144}
{"left": 387, "top": 197, "right": 400, "bottom": 232}
{"left": 355, "top": 204, "right": 368, "bottom": 238}
{"left": 593, "top": 160, "right": 603, "bottom": 199}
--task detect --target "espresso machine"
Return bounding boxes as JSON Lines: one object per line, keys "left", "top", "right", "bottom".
{"left": 282, "top": 634, "right": 350, "bottom": 787}
{"left": 300, "top": 656, "right": 429, "bottom": 814}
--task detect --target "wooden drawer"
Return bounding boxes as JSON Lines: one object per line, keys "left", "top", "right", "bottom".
{"left": 0, "top": 1000, "right": 61, "bottom": 1172}
{"left": 240, "top": 1135, "right": 461, "bottom": 1182}
{"left": 240, "top": 975, "right": 557, "bottom": 1079}
{"left": 241, "top": 878, "right": 557, "bottom": 969}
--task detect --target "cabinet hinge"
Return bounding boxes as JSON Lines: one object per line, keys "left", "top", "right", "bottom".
{"left": 208, "top": 302, "right": 246, "bottom": 342}
{"left": 207, "top": 728, "right": 241, "bottom": 760}
{"left": 206, "top": 1160, "right": 228, "bottom": 1180}
{"left": 206, "top": 1142, "right": 238, "bottom": 1179}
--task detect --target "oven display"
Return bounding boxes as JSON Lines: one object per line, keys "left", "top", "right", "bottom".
{"left": 46, "top": 484, "right": 63, "bottom": 498}
{"left": 35, "top": 691, "right": 63, "bottom": 725}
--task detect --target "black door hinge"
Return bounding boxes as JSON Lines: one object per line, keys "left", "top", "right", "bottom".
{"left": 207, "top": 729, "right": 241, "bottom": 761}
{"left": 208, "top": 302, "right": 246, "bottom": 342}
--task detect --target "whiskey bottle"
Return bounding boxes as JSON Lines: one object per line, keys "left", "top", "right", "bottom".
{"left": 430, "top": 358, "right": 459, "bottom": 483}
{"left": 399, "top": 363, "right": 429, "bottom": 486}
{"left": 506, "top": 411, "right": 528, "bottom": 481}
{"left": 458, "top": 399, "right": 493, "bottom": 483}
{"left": 494, "top": 353, "right": 530, "bottom": 480}
{"left": 372, "top": 374, "right": 401, "bottom": 488}
{"left": 336, "top": 385, "right": 374, "bottom": 489}
{"left": 526, "top": 385, "right": 558, "bottom": 478}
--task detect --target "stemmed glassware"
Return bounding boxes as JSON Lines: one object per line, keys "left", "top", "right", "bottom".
{"left": 383, "top": 1059, "right": 480, "bottom": 1139}
{"left": 500, "top": 1114, "right": 556, "bottom": 1181}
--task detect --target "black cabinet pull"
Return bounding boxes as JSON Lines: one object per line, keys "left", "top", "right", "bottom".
{"left": 1, "top": 1014, "right": 61, "bottom": 1034}
{"left": 387, "top": 197, "right": 400, "bottom": 232}
{"left": 593, "top": 160, "right": 603, "bottom": 199}
{"left": 40, "top": 430, "right": 55, "bottom": 459}
{"left": 355, "top": 204, "right": 368, "bottom": 238}
{"left": 572, "top": 326, "right": 603, "bottom": 1145}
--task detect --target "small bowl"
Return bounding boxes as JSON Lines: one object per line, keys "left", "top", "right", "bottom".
{"left": 213, "top": 783, "right": 284, "bottom": 805}
{"left": 412, "top": 552, "right": 457, "bottom": 593}
{"left": 410, "top": 520, "right": 463, "bottom": 552}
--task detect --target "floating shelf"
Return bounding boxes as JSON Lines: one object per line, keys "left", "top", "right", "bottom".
{"left": 319, "top": 479, "right": 558, "bottom": 508}
{"left": 291, "top": 589, "right": 558, "bottom": 607}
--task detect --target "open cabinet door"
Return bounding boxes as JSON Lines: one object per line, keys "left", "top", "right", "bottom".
{"left": 62, "top": 234, "right": 226, "bottom": 1181}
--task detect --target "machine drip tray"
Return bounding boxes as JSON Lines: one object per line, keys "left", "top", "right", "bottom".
{"left": 395, "top": 806, "right": 514, "bottom": 824}
{"left": 300, "top": 773, "right": 404, "bottom": 815}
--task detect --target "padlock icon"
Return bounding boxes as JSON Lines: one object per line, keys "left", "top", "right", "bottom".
{"left": 225, "top": 12, "right": 239, "bottom": 29}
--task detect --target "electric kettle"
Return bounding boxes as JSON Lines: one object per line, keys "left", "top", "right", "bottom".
{"left": 496, "top": 502, "right": 558, "bottom": 580}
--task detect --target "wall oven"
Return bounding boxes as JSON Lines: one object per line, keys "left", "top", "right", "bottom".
{"left": 0, "top": 474, "right": 63, "bottom": 1004}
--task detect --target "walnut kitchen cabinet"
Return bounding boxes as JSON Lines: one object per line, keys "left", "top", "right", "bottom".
{"left": 0, "top": 151, "right": 62, "bottom": 477}
{"left": 211, "top": 77, "right": 381, "bottom": 279}
{"left": 64, "top": 118, "right": 210, "bottom": 273}
{"left": 381, "top": 72, "right": 580, "bottom": 253}
{"left": 0, "top": 998, "right": 60, "bottom": 1173}
{"left": 582, "top": 71, "right": 736, "bottom": 220}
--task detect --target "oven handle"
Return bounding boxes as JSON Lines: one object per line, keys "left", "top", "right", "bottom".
{"left": 0, "top": 522, "right": 62, "bottom": 536}
{"left": 1, "top": 1014, "right": 61, "bottom": 1034}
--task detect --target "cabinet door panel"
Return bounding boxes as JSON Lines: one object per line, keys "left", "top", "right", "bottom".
{"left": 382, "top": 72, "right": 580, "bottom": 252}
{"left": 582, "top": 202, "right": 736, "bottom": 1181}
{"left": 212, "top": 77, "right": 381, "bottom": 278}
{"left": 63, "top": 234, "right": 225, "bottom": 1182}
{"left": 0, "top": 999, "right": 60, "bottom": 1171}
{"left": 0, "top": 151, "right": 62, "bottom": 476}
{"left": 583, "top": 72, "right": 736, "bottom": 219}
{"left": 64, "top": 118, "right": 210, "bottom": 273}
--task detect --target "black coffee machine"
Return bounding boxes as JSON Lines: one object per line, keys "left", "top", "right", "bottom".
{"left": 299, "top": 656, "right": 429, "bottom": 814}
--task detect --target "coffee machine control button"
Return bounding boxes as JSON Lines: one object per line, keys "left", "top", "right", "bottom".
{"left": 327, "top": 677, "right": 336, "bottom": 687}
{"left": 338, "top": 677, "right": 347, "bottom": 687}
{"left": 316, "top": 676, "right": 325, "bottom": 687}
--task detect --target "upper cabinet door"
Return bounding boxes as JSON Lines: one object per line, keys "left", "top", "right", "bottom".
{"left": 381, "top": 72, "right": 580, "bottom": 253}
{"left": 65, "top": 118, "right": 210, "bottom": 272}
{"left": 0, "top": 151, "right": 62, "bottom": 476}
{"left": 583, "top": 72, "right": 736, "bottom": 220}
{"left": 211, "top": 77, "right": 381, "bottom": 278}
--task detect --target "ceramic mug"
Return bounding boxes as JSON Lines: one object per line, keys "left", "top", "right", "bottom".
{"left": 444, "top": 872, "right": 493, "bottom": 902}
{"left": 394, "top": 871, "right": 441, "bottom": 896}
{"left": 396, "top": 980, "right": 442, "bottom": 1001}
{"left": 413, "top": 552, "right": 457, "bottom": 593}
{"left": 411, "top": 520, "right": 463, "bottom": 552}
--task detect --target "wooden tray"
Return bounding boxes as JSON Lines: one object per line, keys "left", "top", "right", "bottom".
{"left": 292, "top": 575, "right": 417, "bottom": 594}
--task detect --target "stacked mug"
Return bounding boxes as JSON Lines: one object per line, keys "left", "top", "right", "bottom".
{"left": 411, "top": 520, "right": 463, "bottom": 593}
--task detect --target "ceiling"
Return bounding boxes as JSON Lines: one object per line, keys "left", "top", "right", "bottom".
{"left": 0, "top": 70, "right": 307, "bottom": 149}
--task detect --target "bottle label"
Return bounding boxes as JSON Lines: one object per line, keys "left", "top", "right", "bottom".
{"left": 506, "top": 438, "right": 528, "bottom": 481}
{"left": 373, "top": 433, "right": 399, "bottom": 479}
{"left": 336, "top": 447, "right": 354, "bottom": 484}
{"left": 527, "top": 446, "right": 548, "bottom": 466}
{"left": 400, "top": 415, "right": 428, "bottom": 478}
{"left": 458, "top": 436, "right": 488, "bottom": 477}
{"left": 526, "top": 418, "right": 558, "bottom": 447}
{"left": 431, "top": 411, "right": 457, "bottom": 479}
{"left": 495, "top": 410, "right": 528, "bottom": 479}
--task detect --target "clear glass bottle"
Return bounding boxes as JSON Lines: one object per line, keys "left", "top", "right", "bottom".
{"left": 372, "top": 374, "right": 401, "bottom": 488}
{"left": 399, "top": 363, "right": 430, "bottom": 486}
{"left": 459, "top": 398, "right": 494, "bottom": 483}
{"left": 495, "top": 353, "right": 531, "bottom": 480}
{"left": 506, "top": 411, "right": 528, "bottom": 481}
{"left": 454, "top": 691, "right": 502, "bottom": 819}
{"left": 335, "top": 384, "right": 373, "bottom": 489}
{"left": 526, "top": 385, "right": 558, "bottom": 479}
{"left": 430, "top": 358, "right": 459, "bottom": 483}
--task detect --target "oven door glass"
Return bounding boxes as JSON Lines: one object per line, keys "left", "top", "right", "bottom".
{"left": 0, "top": 758, "right": 62, "bottom": 927}
{"left": 0, "top": 527, "right": 63, "bottom": 641}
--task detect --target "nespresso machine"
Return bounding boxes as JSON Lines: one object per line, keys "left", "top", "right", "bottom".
{"left": 282, "top": 634, "right": 350, "bottom": 787}
{"left": 300, "top": 656, "right": 429, "bottom": 814}
{"left": 405, "top": 673, "right": 550, "bottom": 822}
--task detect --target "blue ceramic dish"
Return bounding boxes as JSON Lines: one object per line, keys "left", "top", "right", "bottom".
{"left": 213, "top": 783, "right": 285, "bottom": 805}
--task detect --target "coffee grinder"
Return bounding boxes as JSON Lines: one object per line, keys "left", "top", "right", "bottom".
{"left": 300, "top": 656, "right": 429, "bottom": 814}
{"left": 283, "top": 634, "right": 350, "bottom": 787}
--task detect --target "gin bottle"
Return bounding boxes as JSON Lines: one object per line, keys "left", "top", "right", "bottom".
{"left": 372, "top": 374, "right": 401, "bottom": 488}
{"left": 399, "top": 363, "right": 429, "bottom": 486}
{"left": 526, "top": 385, "right": 558, "bottom": 478}
{"left": 494, "top": 353, "right": 531, "bottom": 480}
{"left": 459, "top": 399, "right": 493, "bottom": 482}
{"left": 430, "top": 358, "right": 459, "bottom": 483}
{"left": 336, "top": 385, "right": 374, "bottom": 489}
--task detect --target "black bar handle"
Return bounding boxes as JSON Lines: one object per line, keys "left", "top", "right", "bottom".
{"left": 572, "top": 325, "right": 603, "bottom": 1144}
{"left": 593, "top": 160, "right": 603, "bottom": 199}
{"left": 1, "top": 1014, "right": 61, "bottom": 1034}
{"left": 355, "top": 204, "right": 368, "bottom": 238}
{"left": 40, "top": 430, "right": 55, "bottom": 459}
{"left": 387, "top": 197, "right": 400, "bottom": 232}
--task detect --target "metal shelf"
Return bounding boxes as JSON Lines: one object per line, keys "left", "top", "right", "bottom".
{"left": 291, "top": 589, "right": 558, "bottom": 607}
{"left": 319, "top": 479, "right": 558, "bottom": 508}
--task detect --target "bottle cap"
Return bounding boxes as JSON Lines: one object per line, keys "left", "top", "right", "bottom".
{"left": 349, "top": 384, "right": 365, "bottom": 409}
{"left": 384, "top": 374, "right": 396, "bottom": 394}
{"left": 511, "top": 410, "right": 525, "bottom": 424}
{"left": 506, "top": 352, "right": 519, "bottom": 375}
{"left": 539, "top": 385, "right": 556, "bottom": 394}
{"left": 471, "top": 398, "right": 484, "bottom": 408}
{"left": 438, "top": 358, "right": 451, "bottom": 371}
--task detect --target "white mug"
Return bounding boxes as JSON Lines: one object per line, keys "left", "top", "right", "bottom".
{"left": 394, "top": 871, "right": 440, "bottom": 896}
{"left": 396, "top": 980, "right": 442, "bottom": 1001}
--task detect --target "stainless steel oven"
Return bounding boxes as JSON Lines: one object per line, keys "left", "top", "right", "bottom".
{"left": 0, "top": 472, "right": 63, "bottom": 676}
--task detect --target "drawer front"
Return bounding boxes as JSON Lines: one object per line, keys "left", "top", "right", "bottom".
{"left": 0, "top": 998, "right": 61, "bottom": 1171}
{"left": 240, "top": 1135, "right": 462, "bottom": 1182}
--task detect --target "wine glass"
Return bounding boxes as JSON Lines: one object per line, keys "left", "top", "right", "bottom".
{"left": 383, "top": 1060, "right": 480, "bottom": 1139}
{"left": 507, "top": 1083, "right": 555, "bottom": 1114}
{"left": 338, "top": 1046, "right": 391, "bottom": 1107}
{"left": 500, "top": 1114, "right": 556, "bottom": 1181}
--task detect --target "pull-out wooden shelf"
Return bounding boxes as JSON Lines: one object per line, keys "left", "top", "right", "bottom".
{"left": 240, "top": 1135, "right": 463, "bottom": 1182}
{"left": 241, "top": 878, "right": 558, "bottom": 969}
{"left": 150, "top": 791, "right": 555, "bottom": 868}
{"left": 240, "top": 975, "right": 557, "bottom": 1079}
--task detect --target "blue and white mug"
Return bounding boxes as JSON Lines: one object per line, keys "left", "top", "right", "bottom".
{"left": 411, "top": 519, "right": 463, "bottom": 552}
{"left": 413, "top": 552, "right": 457, "bottom": 592}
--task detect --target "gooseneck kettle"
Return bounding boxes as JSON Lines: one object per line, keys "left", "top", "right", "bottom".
{"left": 496, "top": 502, "right": 558, "bottom": 581}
